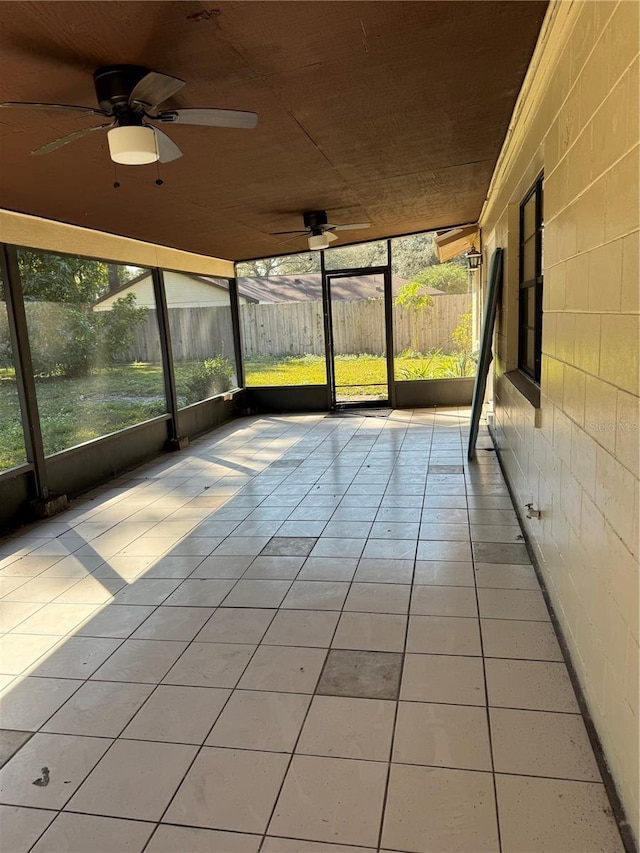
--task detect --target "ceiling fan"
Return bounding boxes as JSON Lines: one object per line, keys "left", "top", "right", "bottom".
{"left": 273, "top": 210, "right": 371, "bottom": 251}
{"left": 0, "top": 64, "right": 258, "bottom": 165}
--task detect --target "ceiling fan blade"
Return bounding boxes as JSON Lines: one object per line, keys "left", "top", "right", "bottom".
{"left": 332, "top": 223, "right": 371, "bottom": 231}
{"left": 325, "top": 231, "right": 339, "bottom": 243}
{"left": 0, "top": 101, "right": 108, "bottom": 117}
{"left": 155, "top": 108, "right": 258, "bottom": 129}
{"left": 151, "top": 127, "right": 183, "bottom": 163}
{"left": 129, "top": 71, "right": 185, "bottom": 112}
{"left": 270, "top": 229, "right": 308, "bottom": 235}
{"left": 276, "top": 234, "right": 306, "bottom": 246}
{"left": 31, "top": 122, "right": 113, "bottom": 156}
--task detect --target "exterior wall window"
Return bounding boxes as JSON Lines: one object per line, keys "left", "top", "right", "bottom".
{"left": 518, "top": 174, "right": 544, "bottom": 382}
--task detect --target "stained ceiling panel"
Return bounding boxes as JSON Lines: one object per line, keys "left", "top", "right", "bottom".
{"left": 0, "top": 1, "right": 547, "bottom": 261}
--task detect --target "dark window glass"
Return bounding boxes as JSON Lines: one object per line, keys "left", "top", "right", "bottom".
{"left": 519, "top": 175, "right": 544, "bottom": 382}
{"left": 523, "top": 237, "right": 536, "bottom": 282}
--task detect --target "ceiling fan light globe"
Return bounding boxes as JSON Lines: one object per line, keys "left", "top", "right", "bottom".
{"left": 107, "top": 125, "right": 158, "bottom": 165}
{"left": 308, "top": 233, "right": 329, "bottom": 250}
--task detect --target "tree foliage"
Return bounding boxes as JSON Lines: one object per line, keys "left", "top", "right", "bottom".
{"left": 394, "top": 280, "right": 434, "bottom": 311}
{"left": 452, "top": 309, "right": 473, "bottom": 355}
{"left": 237, "top": 252, "right": 320, "bottom": 277}
{"left": 394, "top": 281, "right": 435, "bottom": 355}
{"left": 0, "top": 291, "right": 149, "bottom": 378}
{"left": 182, "top": 356, "right": 235, "bottom": 405}
{"left": 17, "top": 251, "right": 144, "bottom": 304}
{"left": 236, "top": 233, "right": 468, "bottom": 287}
{"left": 99, "top": 293, "right": 149, "bottom": 362}
{"left": 449, "top": 310, "right": 476, "bottom": 377}
{"left": 411, "top": 262, "right": 469, "bottom": 295}
{"left": 389, "top": 233, "right": 439, "bottom": 278}
{"left": 0, "top": 252, "right": 150, "bottom": 378}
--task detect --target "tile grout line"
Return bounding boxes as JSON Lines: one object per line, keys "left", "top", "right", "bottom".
{"left": 14, "top": 442, "right": 303, "bottom": 851}
{"left": 258, "top": 413, "right": 392, "bottom": 851}
{"left": 488, "top": 420, "right": 639, "bottom": 853}
{"left": 136, "top": 672, "right": 250, "bottom": 849}
{"left": 374, "top": 425, "right": 431, "bottom": 852}
{"left": 137, "top": 429, "right": 346, "bottom": 852}
{"left": 1, "top": 411, "right": 625, "bottom": 851}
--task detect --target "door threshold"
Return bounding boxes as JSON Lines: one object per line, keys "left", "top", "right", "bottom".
{"left": 332, "top": 400, "right": 391, "bottom": 412}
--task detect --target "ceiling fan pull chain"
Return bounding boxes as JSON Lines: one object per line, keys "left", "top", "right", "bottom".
{"left": 155, "top": 160, "right": 164, "bottom": 187}
{"left": 112, "top": 161, "right": 120, "bottom": 188}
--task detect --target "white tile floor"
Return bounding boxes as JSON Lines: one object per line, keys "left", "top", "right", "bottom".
{"left": 0, "top": 408, "right": 627, "bottom": 853}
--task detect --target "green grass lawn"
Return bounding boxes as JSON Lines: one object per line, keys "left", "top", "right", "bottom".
{"left": 0, "top": 363, "right": 168, "bottom": 470}
{"left": 245, "top": 352, "right": 474, "bottom": 389}
{"left": 0, "top": 360, "right": 240, "bottom": 469}
{"left": 0, "top": 352, "right": 474, "bottom": 471}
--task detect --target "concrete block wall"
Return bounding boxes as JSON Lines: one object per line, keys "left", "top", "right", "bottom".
{"left": 480, "top": 0, "right": 639, "bottom": 839}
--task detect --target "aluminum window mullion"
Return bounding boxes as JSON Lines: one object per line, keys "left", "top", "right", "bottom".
{"left": 229, "top": 277, "right": 245, "bottom": 389}
{"left": 151, "top": 267, "right": 180, "bottom": 445}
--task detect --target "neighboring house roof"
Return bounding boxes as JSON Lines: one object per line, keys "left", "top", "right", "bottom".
{"left": 93, "top": 271, "right": 258, "bottom": 307}
{"left": 192, "top": 274, "right": 259, "bottom": 304}
{"left": 236, "top": 273, "right": 444, "bottom": 303}
{"left": 93, "top": 270, "right": 443, "bottom": 308}
{"left": 92, "top": 269, "right": 149, "bottom": 306}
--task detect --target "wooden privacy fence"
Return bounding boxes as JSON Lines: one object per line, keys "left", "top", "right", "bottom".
{"left": 124, "top": 307, "right": 236, "bottom": 363}
{"left": 126, "top": 294, "right": 471, "bottom": 362}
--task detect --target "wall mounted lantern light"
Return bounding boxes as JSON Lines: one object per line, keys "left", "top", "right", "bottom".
{"left": 466, "top": 246, "right": 482, "bottom": 270}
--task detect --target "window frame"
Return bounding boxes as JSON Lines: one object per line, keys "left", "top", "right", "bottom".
{"left": 518, "top": 174, "right": 544, "bottom": 384}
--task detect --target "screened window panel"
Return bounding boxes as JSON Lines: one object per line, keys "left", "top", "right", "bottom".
{"left": 0, "top": 272, "right": 27, "bottom": 472}
{"left": 16, "top": 249, "right": 166, "bottom": 456}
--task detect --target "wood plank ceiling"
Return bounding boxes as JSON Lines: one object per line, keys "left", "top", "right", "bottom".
{"left": 0, "top": 1, "right": 547, "bottom": 261}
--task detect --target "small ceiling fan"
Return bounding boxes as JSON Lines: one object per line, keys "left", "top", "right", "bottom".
{"left": 0, "top": 64, "right": 258, "bottom": 165}
{"left": 273, "top": 210, "right": 371, "bottom": 250}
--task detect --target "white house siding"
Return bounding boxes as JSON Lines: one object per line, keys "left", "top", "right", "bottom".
{"left": 94, "top": 271, "right": 245, "bottom": 311}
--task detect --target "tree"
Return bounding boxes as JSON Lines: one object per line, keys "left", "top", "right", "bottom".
{"left": 7, "top": 251, "right": 150, "bottom": 377}
{"left": 237, "top": 253, "right": 319, "bottom": 277}
{"left": 98, "top": 294, "right": 149, "bottom": 364}
{"left": 107, "top": 264, "right": 121, "bottom": 293}
{"left": 394, "top": 280, "right": 434, "bottom": 353}
{"left": 325, "top": 240, "right": 387, "bottom": 270}
{"left": 237, "top": 239, "right": 389, "bottom": 277}
{"left": 237, "top": 234, "right": 470, "bottom": 284}
{"left": 17, "top": 251, "right": 111, "bottom": 303}
{"left": 389, "top": 233, "right": 439, "bottom": 277}
{"left": 410, "top": 262, "right": 469, "bottom": 295}
{"left": 451, "top": 309, "right": 475, "bottom": 375}
{"left": 17, "top": 251, "right": 145, "bottom": 303}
